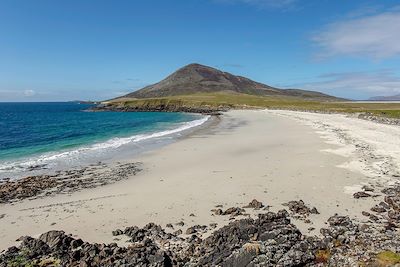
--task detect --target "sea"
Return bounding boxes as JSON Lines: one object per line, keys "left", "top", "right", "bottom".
{"left": 0, "top": 102, "right": 209, "bottom": 180}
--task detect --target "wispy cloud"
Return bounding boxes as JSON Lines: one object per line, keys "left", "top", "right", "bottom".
{"left": 297, "top": 70, "right": 400, "bottom": 99}
{"left": 312, "top": 8, "right": 400, "bottom": 60}
{"left": 345, "top": 4, "right": 383, "bottom": 19}
{"left": 0, "top": 89, "right": 37, "bottom": 98}
{"left": 23, "top": 89, "right": 36, "bottom": 97}
{"left": 215, "top": 0, "right": 297, "bottom": 9}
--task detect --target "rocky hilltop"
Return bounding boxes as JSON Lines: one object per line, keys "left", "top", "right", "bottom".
{"left": 118, "top": 63, "right": 340, "bottom": 101}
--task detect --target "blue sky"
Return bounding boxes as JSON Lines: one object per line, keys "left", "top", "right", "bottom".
{"left": 1, "top": 0, "right": 400, "bottom": 101}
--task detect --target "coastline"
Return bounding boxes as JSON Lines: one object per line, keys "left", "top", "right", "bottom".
{"left": 93, "top": 101, "right": 400, "bottom": 127}
{"left": 1, "top": 109, "right": 400, "bottom": 265}
{"left": 89, "top": 103, "right": 226, "bottom": 116}
{"left": 0, "top": 112, "right": 213, "bottom": 181}
{"left": 0, "top": 114, "right": 218, "bottom": 204}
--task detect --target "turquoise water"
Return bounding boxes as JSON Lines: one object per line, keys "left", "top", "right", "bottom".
{"left": 0, "top": 102, "right": 207, "bottom": 178}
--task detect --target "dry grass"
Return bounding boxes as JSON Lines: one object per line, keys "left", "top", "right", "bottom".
{"left": 243, "top": 242, "right": 261, "bottom": 254}
{"left": 315, "top": 249, "right": 331, "bottom": 263}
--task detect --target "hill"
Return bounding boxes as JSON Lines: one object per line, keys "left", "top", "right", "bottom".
{"left": 369, "top": 94, "right": 400, "bottom": 101}
{"left": 119, "top": 63, "right": 340, "bottom": 101}
{"left": 96, "top": 64, "right": 400, "bottom": 119}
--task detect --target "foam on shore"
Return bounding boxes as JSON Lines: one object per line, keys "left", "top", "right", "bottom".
{"left": 0, "top": 115, "right": 210, "bottom": 179}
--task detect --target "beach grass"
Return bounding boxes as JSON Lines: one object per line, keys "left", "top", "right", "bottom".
{"left": 108, "top": 92, "right": 400, "bottom": 118}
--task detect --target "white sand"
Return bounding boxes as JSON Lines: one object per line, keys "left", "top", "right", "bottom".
{"left": 268, "top": 110, "right": 400, "bottom": 184}
{"left": 1, "top": 110, "right": 398, "bottom": 251}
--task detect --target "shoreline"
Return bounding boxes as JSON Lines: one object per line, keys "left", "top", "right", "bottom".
{"left": 1, "top": 109, "right": 400, "bottom": 265}
{"left": 92, "top": 100, "right": 400, "bottom": 126}
{"left": 0, "top": 112, "right": 214, "bottom": 181}
{"left": 89, "top": 103, "right": 226, "bottom": 116}
{"left": 0, "top": 114, "right": 219, "bottom": 204}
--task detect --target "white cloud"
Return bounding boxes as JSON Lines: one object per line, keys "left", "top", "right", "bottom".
{"left": 215, "top": 0, "right": 296, "bottom": 9}
{"left": 0, "top": 89, "right": 37, "bottom": 98}
{"left": 23, "top": 89, "right": 36, "bottom": 97}
{"left": 313, "top": 10, "right": 400, "bottom": 59}
{"left": 298, "top": 70, "right": 400, "bottom": 98}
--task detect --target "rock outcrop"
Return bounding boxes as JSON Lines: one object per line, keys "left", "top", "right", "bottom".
{"left": 0, "top": 162, "right": 141, "bottom": 204}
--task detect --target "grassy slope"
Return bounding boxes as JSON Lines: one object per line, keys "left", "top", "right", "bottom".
{"left": 107, "top": 92, "right": 400, "bottom": 118}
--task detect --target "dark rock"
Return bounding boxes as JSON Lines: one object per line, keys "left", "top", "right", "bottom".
{"left": 112, "top": 229, "right": 123, "bottom": 236}
{"left": 353, "top": 191, "right": 371, "bottom": 199}
{"left": 310, "top": 207, "right": 320, "bottom": 214}
{"left": 0, "top": 163, "right": 141, "bottom": 204}
{"left": 71, "top": 238, "right": 83, "bottom": 249}
{"left": 39, "top": 230, "right": 73, "bottom": 250}
{"left": 185, "top": 225, "right": 207, "bottom": 235}
{"left": 0, "top": 210, "right": 317, "bottom": 267}
{"left": 327, "top": 214, "right": 353, "bottom": 227}
{"left": 385, "top": 221, "right": 398, "bottom": 231}
{"left": 222, "top": 245, "right": 259, "bottom": 267}
{"left": 194, "top": 210, "right": 314, "bottom": 266}
{"left": 362, "top": 185, "right": 374, "bottom": 192}
{"left": 362, "top": 211, "right": 371, "bottom": 217}
{"left": 371, "top": 203, "right": 387, "bottom": 213}
{"left": 388, "top": 210, "right": 400, "bottom": 220}
{"left": 243, "top": 199, "right": 264, "bottom": 209}
{"left": 176, "top": 221, "right": 185, "bottom": 227}
{"left": 384, "top": 195, "right": 400, "bottom": 210}
{"left": 283, "top": 199, "right": 319, "bottom": 218}
{"left": 209, "top": 223, "right": 218, "bottom": 229}
{"left": 212, "top": 208, "right": 223, "bottom": 215}
{"left": 186, "top": 227, "right": 197, "bottom": 235}
{"left": 173, "top": 229, "right": 183, "bottom": 236}
{"left": 4, "top": 204, "right": 400, "bottom": 267}
{"left": 222, "top": 207, "right": 245, "bottom": 216}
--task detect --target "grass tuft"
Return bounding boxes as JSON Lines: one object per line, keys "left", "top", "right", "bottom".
{"left": 315, "top": 249, "right": 331, "bottom": 263}
{"left": 376, "top": 251, "right": 400, "bottom": 266}
{"left": 243, "top": 242, "right": 261, "bottom": 254}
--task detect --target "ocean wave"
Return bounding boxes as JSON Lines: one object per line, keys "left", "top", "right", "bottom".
{"left": 0, "top": 115, "right": 210, "bottom": 174}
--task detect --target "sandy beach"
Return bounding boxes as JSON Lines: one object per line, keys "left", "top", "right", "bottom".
{"left": 1, "top": 109, "right": 399, "bottom": 252}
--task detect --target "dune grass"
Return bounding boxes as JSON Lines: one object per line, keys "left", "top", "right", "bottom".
{"left": 107, "top": 92, "right": 400, "bottom": 119}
